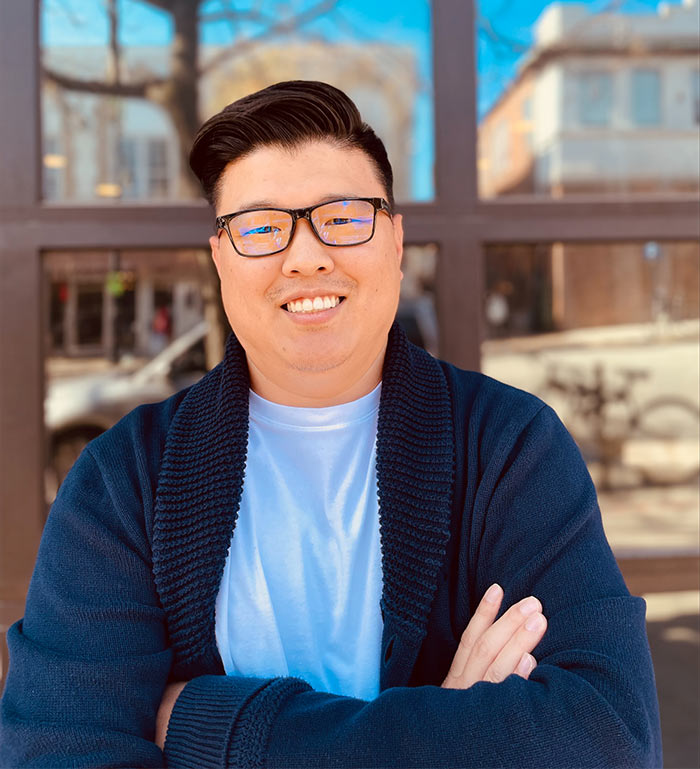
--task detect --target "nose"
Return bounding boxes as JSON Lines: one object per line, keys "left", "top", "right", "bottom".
{"left": 280, "top": 218, "right": 335, "bottom": 277}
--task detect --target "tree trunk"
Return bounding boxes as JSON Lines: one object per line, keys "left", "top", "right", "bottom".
{"left": 151, "top": 0, "right": 227, "bottom": 366}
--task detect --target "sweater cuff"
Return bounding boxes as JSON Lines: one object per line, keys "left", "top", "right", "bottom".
{"left": 163, "top": 674, "right": 312, "bottom": 769}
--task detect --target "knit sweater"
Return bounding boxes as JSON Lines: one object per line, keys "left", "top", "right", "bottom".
{"left": 0, "top": 323, "right": 662, "bottom": 768}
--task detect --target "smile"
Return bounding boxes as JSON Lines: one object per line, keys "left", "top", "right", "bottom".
{"left": 284, "top": 295, "right": 345, "bottom": 314}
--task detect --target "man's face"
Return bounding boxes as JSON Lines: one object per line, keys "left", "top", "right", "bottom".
{"left": 209, "top": 139, "right": 404, "bottom": 405}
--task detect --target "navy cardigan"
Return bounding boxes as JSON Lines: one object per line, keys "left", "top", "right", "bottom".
{"left": 0, "top": 324, "right": 662, "bottom": 768}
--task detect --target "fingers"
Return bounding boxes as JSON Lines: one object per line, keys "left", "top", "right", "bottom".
{"left": 516, "top": 652, "right": 537, "bottom": 679}
{"left": 442, "top": 590, "right": 547, "bottom": 690}
{"left": 482, "top": 611, "right": 547, "bottom": 684}
{"left": 444, "top": 583, "right": 503, "bottom": 682}
{"left": 458, "top": 595, "right": 545, "bottom": 688}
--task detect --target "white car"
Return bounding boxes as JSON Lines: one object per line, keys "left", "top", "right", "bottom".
{"left": 45, "top": 321, "right": 210, "bottom": 502}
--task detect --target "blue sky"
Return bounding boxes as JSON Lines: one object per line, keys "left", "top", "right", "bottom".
{"left": 42, "top": 0, "right": 689, "bottom": 199}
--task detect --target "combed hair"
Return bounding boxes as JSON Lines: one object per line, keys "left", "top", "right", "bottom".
{"left": 189, "top": 80, "right": 394, "bottom": 210}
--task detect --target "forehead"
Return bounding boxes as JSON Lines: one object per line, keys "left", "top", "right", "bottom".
{"left": 216, "top": 140, "right": 385, "bottom": 212}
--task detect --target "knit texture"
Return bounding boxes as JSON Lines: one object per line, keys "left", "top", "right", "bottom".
{"left": 153, "top": 323, "right": 455, "bottom": 679}
{"left": 152, "top": 332, "right": 249, "bottom": 679}
{"left": 376, "top": 324, "right": 454, "bottom": 640}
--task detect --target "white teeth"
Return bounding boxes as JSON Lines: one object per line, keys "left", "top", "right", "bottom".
{"left": 286, "top": 295, "right": 340, "bottom": 314}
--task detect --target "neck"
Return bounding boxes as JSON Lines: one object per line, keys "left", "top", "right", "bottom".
{"left": 246, "top": 347, "right": 386, "bottom": 407}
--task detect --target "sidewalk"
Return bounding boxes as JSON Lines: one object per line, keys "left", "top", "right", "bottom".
{"left": 598, "top": 483, "right": 699, "bottom": 769}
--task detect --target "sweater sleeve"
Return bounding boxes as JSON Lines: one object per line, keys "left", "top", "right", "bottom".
{"left": 0, "top": 436, "right": 173, "bottom": 767}
{"left": 163, "top": 404, "right": 662, "bottom": 769}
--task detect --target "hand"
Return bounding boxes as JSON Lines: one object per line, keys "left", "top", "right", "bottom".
{"left": 155, "top": 681, "right": 187, "bottom": 750}
{"left": 441, "top": 584, "right": 547, "bottom": 690}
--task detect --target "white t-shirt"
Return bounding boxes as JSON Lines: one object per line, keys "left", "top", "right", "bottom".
{"left": 215, "top": 384, "right": 383, "bottom": 701}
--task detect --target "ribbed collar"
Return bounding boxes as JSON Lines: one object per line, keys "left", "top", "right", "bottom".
{"left": 153, "top": 322, "right": 455, "bottom": 681}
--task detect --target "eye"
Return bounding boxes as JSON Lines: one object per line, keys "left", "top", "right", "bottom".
{"left": 243, "top": 225, "right": 280, "bottom": 236}
{"left": 325, "top": 217, "right": 358, "bottom": 226}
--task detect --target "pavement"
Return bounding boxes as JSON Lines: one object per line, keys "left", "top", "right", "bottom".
{"left": 596, "top": 484, "right": 699, "bottom": 769}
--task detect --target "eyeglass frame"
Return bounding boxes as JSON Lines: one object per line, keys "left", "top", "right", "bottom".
{"left": 215, "top": 197, "right": 393, "bottom": 257}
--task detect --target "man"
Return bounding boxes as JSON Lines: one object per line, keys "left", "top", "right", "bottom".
{"left": 1, "top": 81, "right": 661, "bottom": 768}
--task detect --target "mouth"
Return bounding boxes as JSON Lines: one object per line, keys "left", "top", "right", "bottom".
{"left": 282, "top": 295, "right": 346, "bottom": 314}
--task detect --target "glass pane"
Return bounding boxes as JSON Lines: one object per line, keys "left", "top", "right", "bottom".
{"left": 481, "top": 241, "right": 699, "bottom": 551}
{"left": 398, "top": 244, "right": 438, "bottom": 356}
{"left": 43, "top": 248, "right": 216, "bottom": 503}
{"left": 477, "top": 0, "right": 700, "bottom": 197}
{"left": 43, "top": 242, "right": 438, "bottom": 503}
{"left": 631, "top": 69, "right": 662, "bottom": 126}
{"left": 40, "top": 0, "right": 434, "bottom": 204}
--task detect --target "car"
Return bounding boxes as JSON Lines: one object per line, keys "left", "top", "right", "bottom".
{"left": 45, "top": 320, "right": 210, "bottom": 503}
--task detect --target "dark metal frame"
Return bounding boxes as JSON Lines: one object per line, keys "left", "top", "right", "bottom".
{"left": 1, "top": 0, "right": 699, "bottom": 684}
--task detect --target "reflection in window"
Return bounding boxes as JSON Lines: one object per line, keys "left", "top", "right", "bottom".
{"left": 631, "top": 69, "right": 661, "bottom": 126}
{"left": 43, "top": 135, "right": 64, "bottom": 200}
{"left": 44, "top": 250, "right": 208, "bottom": 359}
{"left": 482, "top": 242, "right": 700, "bottom": 502}
{"left": 118, "top": 138, "right": 137, "bottom": 199}
{"left": 477, "top": 0, "right": 700, "bottom": 198}
{"left": 40, "top": 0, "right": 434, "bottom": 204}
{"left": 579, "top": 71, "right": 613, "bottom": 126}
{"left": 398, "top": 244, "right": 438, "bottom": 357}
{"left": 75, "top": 284, "right": 103, "bottom": 348}
{"left": 147, "top": 138, "right": 170, "bottom": 198}
{"left": 491, "top": 120, "right": 511, "bottom": 177}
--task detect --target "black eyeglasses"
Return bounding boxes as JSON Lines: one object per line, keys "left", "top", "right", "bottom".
{"left": 215, "top": 197, "right": 392, "bottom": 257}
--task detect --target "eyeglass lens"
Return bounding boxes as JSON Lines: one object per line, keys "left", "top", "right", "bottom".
{"left": 229, "top": 199, "right": 376, "bottom": 256}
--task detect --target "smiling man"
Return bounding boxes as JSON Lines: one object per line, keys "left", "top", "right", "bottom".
{"left": 0, "top": 82, "right": 661, "bottom": 768}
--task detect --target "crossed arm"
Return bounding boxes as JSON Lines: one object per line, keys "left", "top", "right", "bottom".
{"left": 155, "top": 584, "right": 548, "bottom": 747}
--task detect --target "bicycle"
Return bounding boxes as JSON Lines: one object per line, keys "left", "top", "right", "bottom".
{"left": 539, "top": 362, "right": 700, "bottom": 490}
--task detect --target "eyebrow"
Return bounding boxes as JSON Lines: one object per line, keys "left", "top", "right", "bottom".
{"left": 231, "top": 193, "right": 366, "bottom": 212}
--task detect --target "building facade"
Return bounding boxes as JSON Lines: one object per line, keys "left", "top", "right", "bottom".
{"left": 479, "top": 0, "right": 700, "bottom": 335}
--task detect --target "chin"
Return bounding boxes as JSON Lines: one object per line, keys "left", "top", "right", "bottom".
{"left": 283, "top": 346, "right": 349, "bottom": 374}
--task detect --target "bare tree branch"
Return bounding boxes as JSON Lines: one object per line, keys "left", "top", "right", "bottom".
{"left": 42, "top": 67, "right": 166, "bottom": 98}
{"left": 107, "top": 0, "right": 121, "bottom": 85}
{"left": 199, "top": 0, "right": 340, "bottom": 76}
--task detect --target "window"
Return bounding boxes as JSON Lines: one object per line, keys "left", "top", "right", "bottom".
{"left": 631, "top": 69, "right": 661, "bottom": 127}
{"left": 579, "top": 71, "right": 613, "bottom": 126}
{"left": 147, "top": 138, "right": 170, "bottom": 199}
{"left": 118, "top": 138, "right": 138, "bottom": 199}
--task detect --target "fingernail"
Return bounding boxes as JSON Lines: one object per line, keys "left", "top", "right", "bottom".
{"left": 525, "top": 613, "right": 545, "bottom": 632}
{"left": 517, "top": 652, "right": 534, "bottom": 676}
{"left": 519, "top": 596, "right": 539, "bottom": 616}
{"left": 484, "top": 583, "right": 502, "bottom": 604}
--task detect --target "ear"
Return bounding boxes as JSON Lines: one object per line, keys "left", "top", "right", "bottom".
{"left": 209, "top": 234, "right": 223, "bottom": 279}
{"left": 392, "top": 213, "right": 404, "bottom": 271}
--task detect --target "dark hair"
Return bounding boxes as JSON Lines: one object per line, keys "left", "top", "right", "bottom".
{"left": 189, "top": 80, "right": 394, "bottom": 211}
